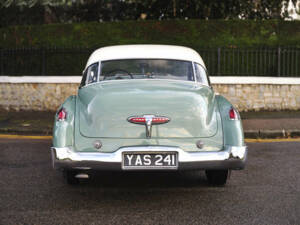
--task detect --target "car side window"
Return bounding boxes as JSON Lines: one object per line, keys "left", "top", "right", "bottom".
{"left": 86, "top": 63, "right": 99, "bottom": 84}
{"left": 194, "top": 63, "right": 209, "bottom": 86}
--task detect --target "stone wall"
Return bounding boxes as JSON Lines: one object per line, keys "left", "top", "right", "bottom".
{"left": 213, "top": 84, "right": 300, "bottom": 111}
{"left": 0, "top": 83, "right": 78, "bottom": 111}
{"left": 1, "top": 76, "right": 300, "bottom": 111}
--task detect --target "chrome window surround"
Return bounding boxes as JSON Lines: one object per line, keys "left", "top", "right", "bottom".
{"left": 80, "top": 59, "right": 211, "bottom": 88}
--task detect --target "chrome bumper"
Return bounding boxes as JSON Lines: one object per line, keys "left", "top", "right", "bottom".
{"left": 51, "top": 145, "right": 247, "bottom": 171}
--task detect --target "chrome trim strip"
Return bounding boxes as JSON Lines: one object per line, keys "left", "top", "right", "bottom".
{"left": 97, "top": 60, "right": 101, "bottom": 82}
{"left": 192, "top": 62, "right": 197, "bottom": 83}
{"left": 82, "top": 78, "right": 198, "bottom": 86}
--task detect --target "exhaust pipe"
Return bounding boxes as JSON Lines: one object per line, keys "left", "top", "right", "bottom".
{"left": 75, "top": 173, "right": 89, "bottom": 179}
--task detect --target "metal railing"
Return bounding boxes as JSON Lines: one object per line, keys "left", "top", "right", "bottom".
{"left": 200, "top": 47, "right": 299, "bottom": 77}
{"left": 0, "top": 47, "right": 299, "bottom": 76}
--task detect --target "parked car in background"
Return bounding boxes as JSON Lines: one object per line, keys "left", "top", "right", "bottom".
{"left": 51, "top": 45, "right": 247, "bottom": 185}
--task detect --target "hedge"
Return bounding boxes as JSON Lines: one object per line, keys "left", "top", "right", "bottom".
{"left": 0, "top": 20, "right": 300, "bottom": 49}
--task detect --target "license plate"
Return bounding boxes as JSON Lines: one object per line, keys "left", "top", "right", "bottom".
{"left": 122, "top": 152, "right": 178, "bottom": 170}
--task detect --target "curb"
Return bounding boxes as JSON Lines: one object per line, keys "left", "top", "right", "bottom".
{"left": 0, "top": 128, "right": 299, "bottom": 139}
{"left": 0, "top": 134, "right": 52, "bottom": 140}
{"left": 244, "top": 129, "right": 300, "bottom": 139}
{"left": 0, "top": 128, "right": 52, "bottom": 136}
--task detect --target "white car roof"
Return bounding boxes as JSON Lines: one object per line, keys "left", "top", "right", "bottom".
{"left": 85, "top": 45, "right": 206, "bottom": 69}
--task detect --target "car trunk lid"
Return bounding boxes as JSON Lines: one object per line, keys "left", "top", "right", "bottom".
{"left": 78, "top": 80, "right": 218, "bottom": 138}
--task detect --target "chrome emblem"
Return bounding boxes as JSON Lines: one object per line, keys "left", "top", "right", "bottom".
{"left": 127, "top": 115, "right": 170, "bottom": 138}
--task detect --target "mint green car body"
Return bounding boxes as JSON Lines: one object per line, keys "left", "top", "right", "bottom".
{"left": 51, "top": 45, "right": 247, "bottom": 185}
{"left": 53, "top": 81, "right": 244, "bottom": 152}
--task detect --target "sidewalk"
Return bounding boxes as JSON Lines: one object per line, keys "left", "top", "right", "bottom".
{"left": 242, "top": 111, "right": 300, "bottom": 138}
{"left": 0, "top": 111, "right": 300, "bottom": 138}
{"left": 0, "top": 111, "right": 53, "bottom": 135}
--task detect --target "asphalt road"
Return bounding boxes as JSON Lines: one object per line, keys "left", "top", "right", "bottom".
{"left": 0, "top": 139, "right": 299, "bottom": 225}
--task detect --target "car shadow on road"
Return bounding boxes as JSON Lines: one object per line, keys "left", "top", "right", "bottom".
{"left": 70, "top": 170, "right": 211, "bottom": 189}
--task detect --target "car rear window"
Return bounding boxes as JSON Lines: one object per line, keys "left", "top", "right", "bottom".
{"left": 99, "top": 59, "right": 195, "bottom": 82}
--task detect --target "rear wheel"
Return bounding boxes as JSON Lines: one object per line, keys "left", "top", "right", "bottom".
{"left": 63, "top": 170, "right": 80, "bottom": 185}
{"left": 205, "top": 169, "right": 228, "bottom": 186}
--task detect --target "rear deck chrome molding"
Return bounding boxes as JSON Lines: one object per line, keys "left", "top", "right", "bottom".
{"left": 51, "top": 145, "right": 247, "bottom": 171}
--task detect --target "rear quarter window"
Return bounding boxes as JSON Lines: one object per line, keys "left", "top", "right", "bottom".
{"left": 194, "top": 63, "right": 209, "bottom": 86}
{"left": 80, "top": 63, "right": 99, "bottom": 88}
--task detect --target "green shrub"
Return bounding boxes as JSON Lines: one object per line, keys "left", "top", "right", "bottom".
{"left": 1, "top": 20, "right": 300, "bottom": 49}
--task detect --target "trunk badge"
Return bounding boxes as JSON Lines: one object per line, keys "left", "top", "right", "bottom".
{"left": 127, "top": 115, "right": 170, "bottom": 138}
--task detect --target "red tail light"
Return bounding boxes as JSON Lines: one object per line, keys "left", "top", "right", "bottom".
{"left": 152, "top": 117, "right": 170, "bottom": 124}
{"left": 57, "top": 108, "right": 67, "bottom": 121}
{"left": 229, "top": 107, "right": 239, "bottom": 120}
{"left": 128, "top": 116, "right": 170, "bottom": 125}
{"left": 128, "top": 117, "right": 146, "bottom": 124}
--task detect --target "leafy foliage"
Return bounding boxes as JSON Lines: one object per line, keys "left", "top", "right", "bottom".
{"left": 0, "top": 20, "right": 299, "bottom": 49}
{"left": 1, "top": 0, "right": 299, "bottom": 27}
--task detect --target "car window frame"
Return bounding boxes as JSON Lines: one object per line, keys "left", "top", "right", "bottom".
{"left": 193, "top": 62, "right": 211, "bottom": 87}
{"left": 79, "top": 59, "right": 212, "bottom": 88}
{"left": 79, "top": 62, "right": 100, "bottom": 89}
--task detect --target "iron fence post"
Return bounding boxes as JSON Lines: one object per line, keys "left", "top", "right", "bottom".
{"left": 41, "top": 48, "right": 46, "bottom": 75}
{"left": 277, "top": 47, "right": 281, "bottom": 77}
{"left": 296, "top": 48, "right": 298, "bottom": 76}
{"left": 217, "top": 47, "right": 221, "bottom": 75}
{"left": 0, "top": 49, "right": 3, "bottom": 75}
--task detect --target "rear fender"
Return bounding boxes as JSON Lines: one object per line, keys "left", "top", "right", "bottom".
{"left": 52, "top": 95, "right": 76, "bottom": 148}
{"left": 216, "top": 95, "right": 244, "bottom": 147}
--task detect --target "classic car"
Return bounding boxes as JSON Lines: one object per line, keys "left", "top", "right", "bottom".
{"left": 51, "top": 45, "right": 247, "bottom": 185}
